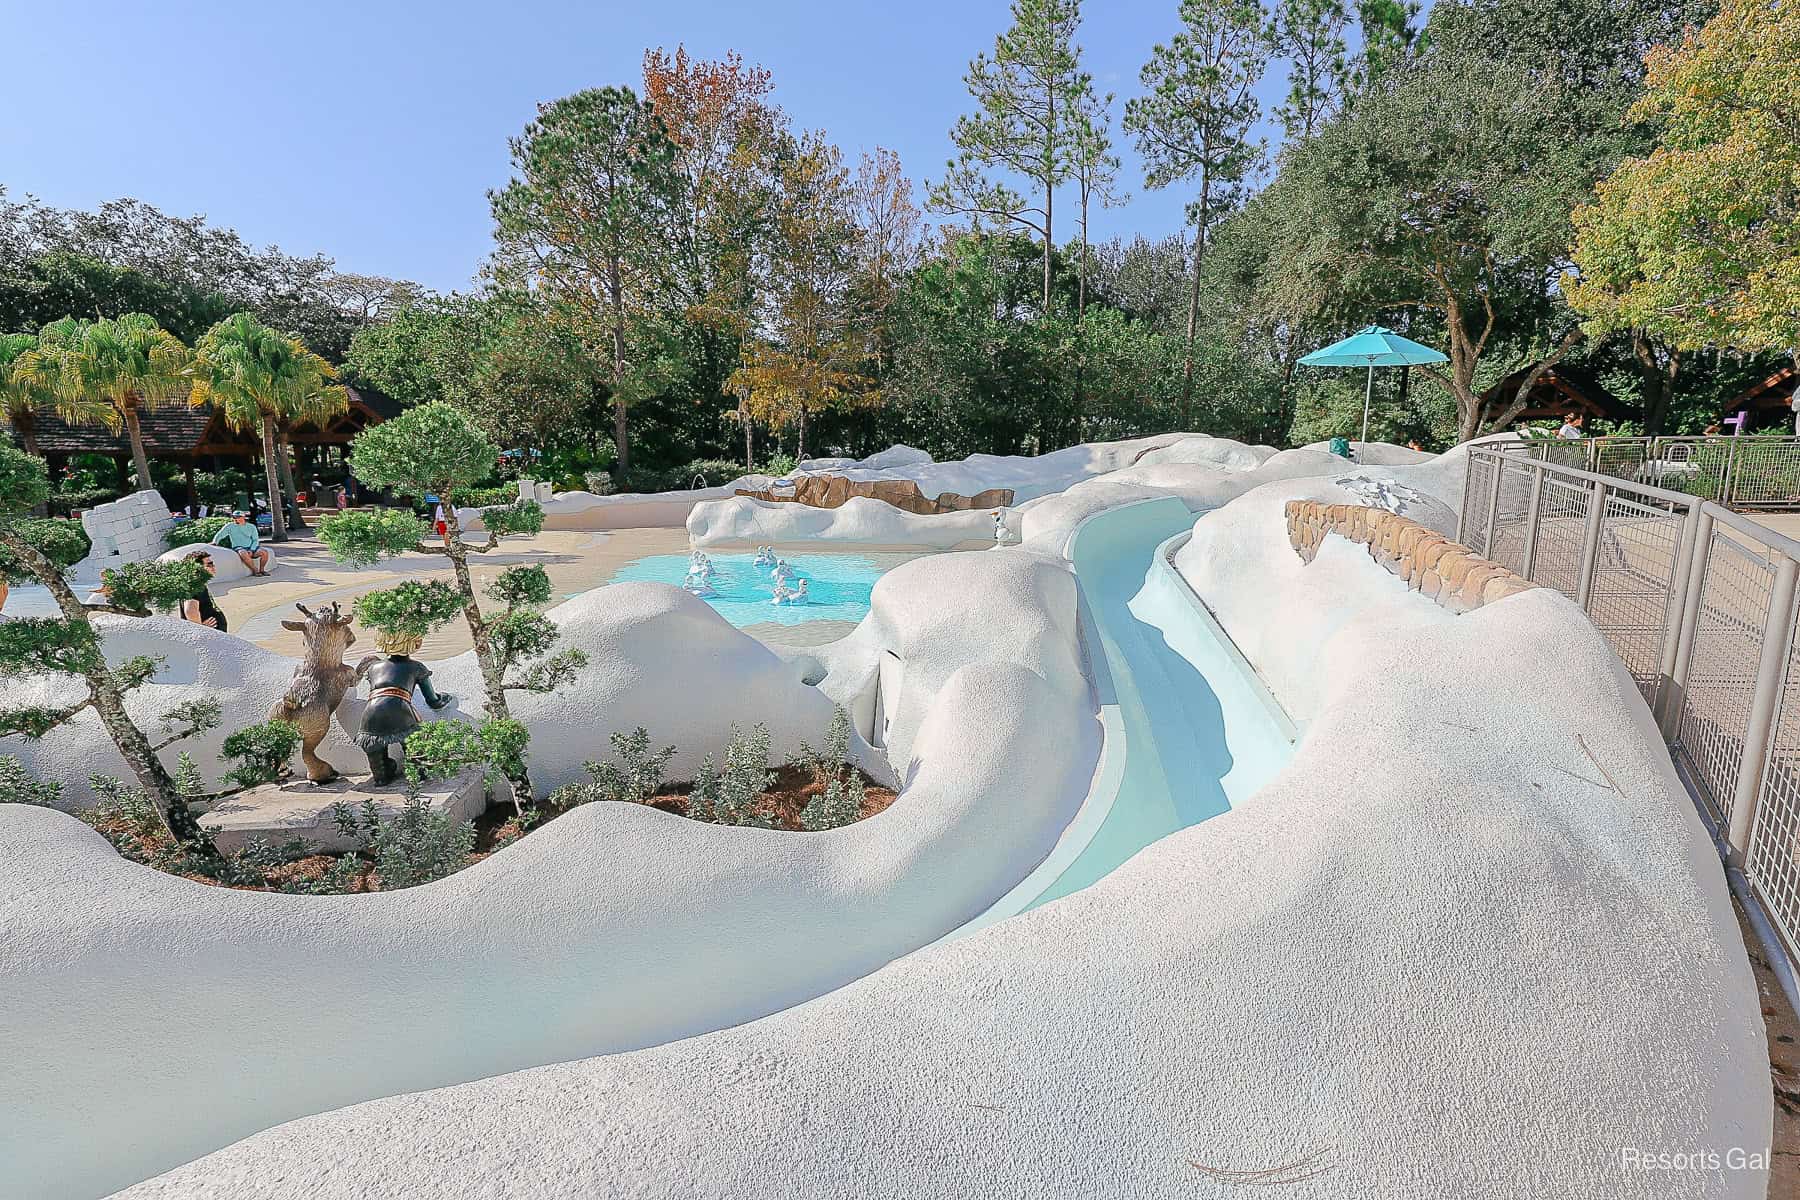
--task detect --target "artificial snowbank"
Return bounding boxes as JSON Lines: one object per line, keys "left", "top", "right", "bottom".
{"left": 118, "top": 460, "right": 1767, "bottom": 1199}
{"left": 459, "top": 473, "right": 777, "bottom": 532}
{"left": 153, "top": 541, "right": 278, "bottom": 581}
{"left": 0, "top": 553, "right": 1096, "bottom": 1200}
{"left": 687, "top": 493, "right": 993, "bottom": 548}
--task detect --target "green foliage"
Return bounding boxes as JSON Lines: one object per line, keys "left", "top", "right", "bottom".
{"left": 686, "top": 723, "right": 776, "bottom": 828}
{"left": 796, "top": 708, "right": 867, "bottom": 832}
{"left": 348, "top": 400, "right": 499, "bottom": 497}
{"left": 447, "top": 486, "right": 517, "bottom": 509}
{"left": 487, "top": 563, "right": 552, "bottom": 610}
{"left": 0, "top": 755, "right": 62, "bottom": 806}
{"left": 478, "top": 499, "right": 545, "bottom": 538}
{"left": 0, "top": 518, "right": 90, "bottom": 585}
{"left": 329, "top": 795, "right": 476, "bottom": 890}
{"left": 488, "top": 610, "right": 560, "bottom": 669}
{"left": 316, "top": 508, "right": 428, "bottom": 567}
{"left": 0, "top": 443, "right": 51, "bottom": 518}
{"left": 98, "top": 559, "right": 208, "bottom": 614}
{"left": 0, "top": 617, "right": 104, "bottom": 679}
{"left": 219, "top": 721, "right": 302, "bottom": 791}
{"left": 166, "top": 515, "right": 232, "bottom": 550}
{"left": 550, "top": 727, "right": 677, "bottom": 808}
{"left": 402, "top": 717, "right": 530, "bottom": 787}
{"left": 158, "top": 699, "right": 223, "bottom": 746}
{"left": 353, "top": 579, "right": 464, "bottom": 640}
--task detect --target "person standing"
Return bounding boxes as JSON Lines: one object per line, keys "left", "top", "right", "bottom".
{"left": 213, "top": 511, "right": 271, "bottom": 576}
{"left": 1557, "top": 412, "right": 1585, "bottom": 439}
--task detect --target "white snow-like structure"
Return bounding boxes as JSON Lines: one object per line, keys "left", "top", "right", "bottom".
{"left": 0, "top": 553, "right": 1095, "bottom": 1200}
{"left": 0, "top": 433, "right": 1768, "bottom": 1199}
{"left": 75, "top": 489, "right": 174, "bottom": 566}
{"left": 152, "top": 540, "right": 279, "bottom": 580}
{"left": 687, "top": 493, "right": 995, "bottom": 548}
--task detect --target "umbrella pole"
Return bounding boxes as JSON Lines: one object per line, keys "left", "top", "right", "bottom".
{"left": 1360, "top": 364, "right": 1375, "bottom": 448}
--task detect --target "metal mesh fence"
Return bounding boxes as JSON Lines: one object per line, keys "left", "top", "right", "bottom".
{"left": 1588, "top": 493, "right": 1683, "bottom": 707}
{"left": 1750, "top": 605, "right": 1800, "bottom": 954}
{"left": 1458, "top": 446, "right": 1800, "bottom": 973}
{"left": 1676, "top": 536, "right": 1773, "bottom": 825}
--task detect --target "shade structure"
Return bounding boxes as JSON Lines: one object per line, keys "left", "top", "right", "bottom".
{"left": 1299, "top": 326, "right": 1449, "bottom": 446}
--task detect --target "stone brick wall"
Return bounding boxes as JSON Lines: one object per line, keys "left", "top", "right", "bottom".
{"left": 1284, "top": 500, "right": 1539, "bottom": 615}
{"left": 78, "top": 490, "right": 175, "bottom": 566}
{"left": 736, "top": 475, "right": 1014, "bottom": 515}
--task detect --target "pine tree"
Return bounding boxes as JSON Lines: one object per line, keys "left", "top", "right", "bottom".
{"left": 931, "top": 0, "right": 1088, "bottom": 310}
{"left": 1125, "top": 0, "right": 1269, "bottom": 427}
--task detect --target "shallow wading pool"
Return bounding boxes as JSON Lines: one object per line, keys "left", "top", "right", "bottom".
{"left": 600, "top": 552, "right": 892, "bottom": 627}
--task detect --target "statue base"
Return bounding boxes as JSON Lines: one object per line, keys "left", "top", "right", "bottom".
{"left": 199, "top": 769, "right": 494, "bottom": 856}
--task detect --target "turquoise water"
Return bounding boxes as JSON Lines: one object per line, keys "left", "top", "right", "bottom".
{"left": 950, "top": 497, "right": 1296, "bottom": 938}
{"left": 604, "top": 552, "right": 885, "bottom": 627}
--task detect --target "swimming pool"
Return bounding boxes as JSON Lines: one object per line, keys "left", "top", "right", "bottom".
{"left": 603, "top": 552, "right": 887, "bottom": 627}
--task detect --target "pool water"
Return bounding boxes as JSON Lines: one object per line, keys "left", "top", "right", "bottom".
{"left": 604, "top": 552, "right": 885, "bottom": 627}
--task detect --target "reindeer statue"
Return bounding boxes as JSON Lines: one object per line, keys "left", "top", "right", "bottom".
{"left": 270, "top": 602, "right": 377, "bottom": 784}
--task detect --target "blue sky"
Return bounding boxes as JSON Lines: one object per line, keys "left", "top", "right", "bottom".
{"left": 2, "top": 0, "right": 1303, "bottom": 294}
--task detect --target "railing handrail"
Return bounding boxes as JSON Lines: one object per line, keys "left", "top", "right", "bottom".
{"left": 1472, "top": 446, "right": 1800, "bottom": 563}
{"left": 1461, "top": 445, "right": 1800, "bottom": 1012}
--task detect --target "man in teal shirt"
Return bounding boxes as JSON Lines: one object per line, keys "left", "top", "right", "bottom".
{"left": 212, "top": 511, "right": 271, "bottom": 576}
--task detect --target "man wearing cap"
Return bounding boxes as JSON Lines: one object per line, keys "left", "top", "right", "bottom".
{"left": 213, "top": 511, "right": 271, "bottom": 576}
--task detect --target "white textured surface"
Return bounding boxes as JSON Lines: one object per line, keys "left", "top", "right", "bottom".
{"left": 114, "top": 447, "right": 1767, "bottom": 1199}
{"left": 687, "top": 494, "right": 994, "bottom": 548}
{"left": 1, "top": 555, "right": 1095, "bottom": 1200}
{"left": 77, "top": 490, "right": 175, "bottom": 566}
{"left": 153, "top": 540, "right": 278, "bottom": 581}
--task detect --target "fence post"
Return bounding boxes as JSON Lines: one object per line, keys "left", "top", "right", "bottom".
{"left": 1654, "top": 503, "right": 1702, "bottom": 732}
{"left": 1456, "top": 452, "right": 1478, "bottom": 545}
{"left": 1575, "top": 478, "right": 1608, "bottom": 611}
{"left": 1721, "top": 436, "right": 1740, "bottom": 507}
{"left": 1479, "top": 456, "right": 1504, "bottom": 558}
{"left": 1520, "top": 465, "right": 1546, "bottom": 577}
{"left": 1728, "top": 555, "right": 1799, "bottom": 861}
{"left": 1662, "top": 508, "right": 1714, "bottom": 742}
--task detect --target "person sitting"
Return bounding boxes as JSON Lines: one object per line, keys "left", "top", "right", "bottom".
{"left": 179, "top": 551, "right": 227, "bottom": 632}
{"left": 213, "top": 511, "right": 271, "bottom": 576}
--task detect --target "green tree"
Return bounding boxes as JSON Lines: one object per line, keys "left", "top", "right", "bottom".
{"left": 489, "top": 87, "right": 685, "bottom": 477}
{"left": 931, "top": 0, "right": 1087, "bottom": 309}
{"left": 1270, "top": 0, "right": 1350, "bottom": 140}
{"left": 316, "top": 403, "right": 580, "bottom": 801}
{"left": 0, "top": 444, "right": 214, "bottom": 842}
{"left": 1567, "top": 0, "right": 1800, "bottom": 359}
{"left": 189, "top": 313, "right": 347, "bottom": 542}
{"left": 49, "top": 313, "right": 191, "bottom": 491}
{"left": 1, "top": 330, "right": 108, "bottom": 461}
{"left": 1125, "top": 0, "right": 1269, "bottom": 427}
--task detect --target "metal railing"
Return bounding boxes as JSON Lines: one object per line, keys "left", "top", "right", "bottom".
{"left": 1461, "top": 446, "right": 1800, "bottom": 985}
{"left": 1510, "top": 434, "right": 1800, "bottom": 508}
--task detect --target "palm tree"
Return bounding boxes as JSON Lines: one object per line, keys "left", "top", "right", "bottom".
{"left": 273, "top": 370, "right": 349, "bottom": 532}
{"left": 54, "top": 314, "right": 192, "bottom": 492}
{"left": 190, "top": 313, "right": 347, "bottom": 543}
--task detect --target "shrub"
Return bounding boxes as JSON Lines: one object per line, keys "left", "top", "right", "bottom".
{"left": 354, "top": 579, "right": 464, "bottom": 641}
{"left": 796, "top": 708, "right": 868, "bottom": 832}
{"left": 761, "top": 452, "right": 798, "bottom": 477}
{"left": 687, "top": 723, "right": 775, "bottom": 828}
{"left": 219, "top": 721, "right": 302, "bottom": 791}
{"left": 330, "top": 795, "right": 476, "bottom": 890}
{"left": 447, "top": 485, "right": 516, "bottom": 509}
{"left": 165, "top": 515, "right": 232, "bottom": 550}
{"left": 0, "top": 519, "right": 90, "bottom": 580}
{"left": 551, "top": 728, "right": 677, "bottom": 808}
{"left": 403, "top": 717, "right": 530, "bottom": 788}
{"left": 0, "top": 755, "right": 62, "bottom": 806}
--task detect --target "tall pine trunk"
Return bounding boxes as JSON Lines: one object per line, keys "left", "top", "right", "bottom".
{"left": 258, "top": 416, "right": 289, "bottom": 542}
{"left": 1180, "top": 170, "right": 1212, "bottom": 431}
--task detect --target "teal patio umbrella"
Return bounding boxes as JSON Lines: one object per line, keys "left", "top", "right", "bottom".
{"left": 1299, "top": 325, "right": 1449, "bottom": 447}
